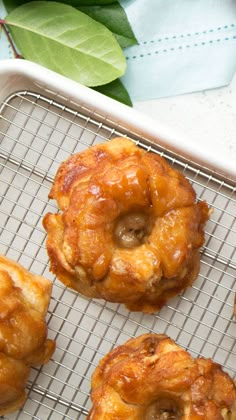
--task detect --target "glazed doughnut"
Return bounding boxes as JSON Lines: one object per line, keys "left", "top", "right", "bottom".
{"left": 87, "top": 333, "right": 236, "bottom": 419}
{"left": 43, "top": 137, "right": 209, "bottom": 312}
{"left": 0, "top": 256, "right": 55, "bottom": 416}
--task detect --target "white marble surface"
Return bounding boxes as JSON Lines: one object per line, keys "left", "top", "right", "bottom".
{"left": 134, "top": 72, "right": 236, "bottom": 181}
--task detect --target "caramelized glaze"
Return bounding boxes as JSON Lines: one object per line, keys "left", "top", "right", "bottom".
{"left": 88, "top": 334, "right": 236, "bottom": 419}
{"left": 0, "top": 256, "right": 55, "bottom": 415}
{"left": 43, "top": 138, "right": 209, "bottom": 312}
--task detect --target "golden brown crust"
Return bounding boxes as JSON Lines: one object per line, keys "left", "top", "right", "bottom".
{"left": 43, "top": 138, "right": 210, "bottom": 312}
{"left": 0, "top": 256, "right": 55, "bottom": 416}
{"left": 87, "top": 334, "right": 236, "bottom": 419}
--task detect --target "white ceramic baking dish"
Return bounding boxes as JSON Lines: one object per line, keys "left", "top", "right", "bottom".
{"left": 0, "top": 58, "right": 235, "bottom": 420}
{"left": 0, "top": 59, "right": 236, "bottom": 182}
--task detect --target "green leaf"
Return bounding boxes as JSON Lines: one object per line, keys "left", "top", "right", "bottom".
{"left": 3, "top": 0, "right": 137, "bottom": 48}
{"left": 3, "top": 0, "right": 27, "bottom": 13}
{"left": 77, "top": 3, "right": 138, "bottom": 49}
{"left": 93, "top": 78, "right": 132, "bottom": 107}
{"left": 3, "top": 0, "right": 116, "bottom": 13}
{"left": 69, "top": 0, "right": 116, "bottom": 4}
{"left": 5, "top": 1, "right": 126, "bottom": 87}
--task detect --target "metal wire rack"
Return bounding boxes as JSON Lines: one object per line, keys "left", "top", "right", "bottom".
{"left": 0, "top": 90, "right": 235, "bottom": 420}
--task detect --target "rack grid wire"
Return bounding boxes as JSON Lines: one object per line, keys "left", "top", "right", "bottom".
{"left": 0, "top": 90, "right": 235, "bottom": 420}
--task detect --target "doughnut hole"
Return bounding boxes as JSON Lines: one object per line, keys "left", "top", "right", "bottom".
{"left": 145, "top": 398, "right": 182, "bottom": 420}
{"left": 114, "top": 211, "right": 153, "bottom": 248}
{"left": 221, "top": 408, "right": 236, "bottom": 420}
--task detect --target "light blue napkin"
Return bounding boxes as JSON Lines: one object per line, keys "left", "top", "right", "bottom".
{"left": 121, "top": 0, "right": 236, "bottom": 101}
{"left": 0, "top": 2, "right": 14, "bottom": 60}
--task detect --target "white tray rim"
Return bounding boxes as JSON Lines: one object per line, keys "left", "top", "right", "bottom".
{"left": 0, "top": 58, "right": 236, "bottom": 183}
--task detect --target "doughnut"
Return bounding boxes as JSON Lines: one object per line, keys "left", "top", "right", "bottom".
{"left": 87, "top": 333, "right": 236, "bottom": 419}
{"left": 0, "top": 255, "right": 55, "bottom": 416}
{"left": 43, "top": 137, "right": 209, "bottom": 312}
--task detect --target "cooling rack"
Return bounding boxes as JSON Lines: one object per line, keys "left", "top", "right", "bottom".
{"left": 0, "top": 88, "right": 236, "bottom": 420}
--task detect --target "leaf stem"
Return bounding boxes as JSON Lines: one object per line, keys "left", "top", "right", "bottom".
{"left": 0, "top": 20, "right": 23, "bottom": 58}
